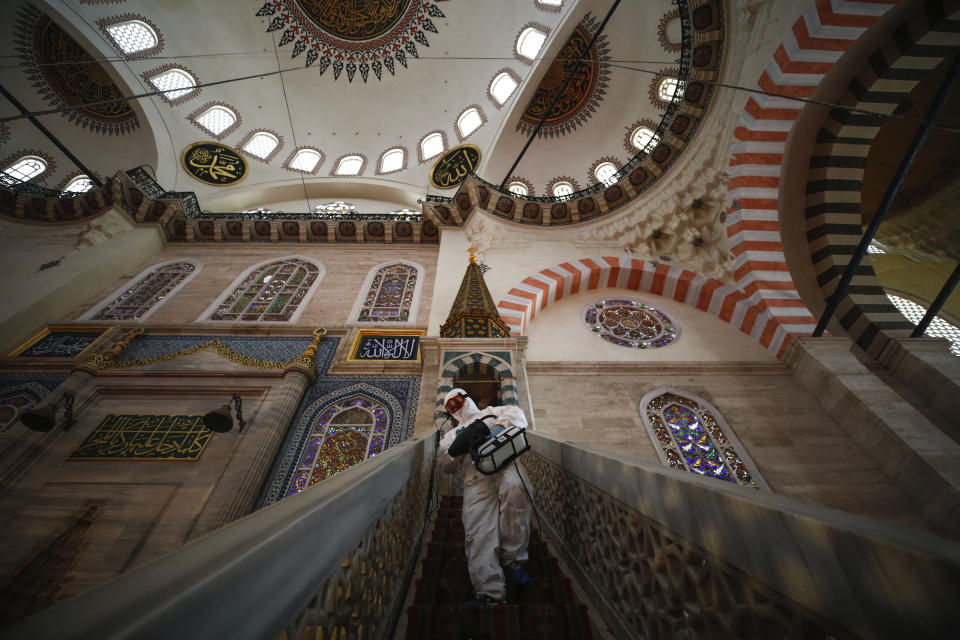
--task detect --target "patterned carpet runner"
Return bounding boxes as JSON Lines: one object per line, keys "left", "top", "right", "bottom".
{"left": 406, "top": 495, "right": 594, "bottom": 640}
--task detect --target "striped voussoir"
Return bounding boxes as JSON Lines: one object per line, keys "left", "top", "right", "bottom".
{"left": 804, "top": 0, "right": 960, "bottom": 356}
{"left": 495, "top": 257, "right": 815, "bottom": 358}
{"left": 434, "top": 352, "right": 517, "bottom": 420}
{"left": 727, "top": 0, "right": 898, "bottom": 356}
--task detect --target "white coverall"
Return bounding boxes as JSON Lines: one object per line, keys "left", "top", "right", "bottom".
{"left": 439, "top": 389, "right": 532, "bottom": 602}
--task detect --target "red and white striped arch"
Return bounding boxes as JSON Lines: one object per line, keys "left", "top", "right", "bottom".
{"left": 496, "top": 257, "right": 817, "bottom": 358}
{"left": 725, "top": 0, "right": 895, "bottom": 333}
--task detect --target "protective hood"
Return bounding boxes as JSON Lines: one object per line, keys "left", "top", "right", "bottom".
{"left": 443, "top": 388, "right": 481, "bottom": 426}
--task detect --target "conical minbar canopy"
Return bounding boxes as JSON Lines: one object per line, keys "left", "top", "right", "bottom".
{"left": 440, "top": 249, "right": 512, "bottom": 338}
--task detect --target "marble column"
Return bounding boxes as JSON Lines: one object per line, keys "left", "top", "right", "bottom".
{"left": 190, "top": 364, "right": 313, "bottom": 538}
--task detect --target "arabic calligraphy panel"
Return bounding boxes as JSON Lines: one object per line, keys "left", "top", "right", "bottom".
{"left": 181, "top": 141, "right": 248, "bottom": 186}
{"left": 69, "top": 414, "right": 212, "bottom": 461}
{"left": 295, "top": 0, "right": 411, "bottom": 41}
{"left": 429, "top": 145, "right": 481, "bottom": 190}
{"left": 8, "top": 326, "right": 111, "bottom": 359}
{"left": 349, "top": 330, "right": 423, "bottom": 361}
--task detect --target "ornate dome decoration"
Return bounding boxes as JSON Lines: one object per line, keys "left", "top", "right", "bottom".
{"left": 15, "top": 5, "right": 139, "bottom": 136}
{"left": 584, "top": 298, "right": 677, "bottom": 349}
{"left": 516, "top": 14, "right": 611, "bottom": 139}
{"left": 657, "top": 8, "right": 682, "bottom": 53}
{"left": 255, "top": 0, "right": 446, "bottom": 83}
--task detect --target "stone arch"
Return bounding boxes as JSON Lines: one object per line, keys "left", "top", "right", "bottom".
{"left": 496, "top": 257, "right": 812, "bottom": 358}
{"left": 724, "top": 1, "right": 899, "bottom": 352}
{"left": 802, "top": 3, "right": 960, "bottom": 357}
{"left": 436, "top": 351, "right": 516, "bottom": 422}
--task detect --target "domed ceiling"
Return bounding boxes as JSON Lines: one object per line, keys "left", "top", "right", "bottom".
{"left": 0, "top": 0, "right": 701, "bottom": 214}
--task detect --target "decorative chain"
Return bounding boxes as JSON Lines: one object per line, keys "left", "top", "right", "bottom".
{"left": 62, "top": 391, "right": 75, "bottom": 429}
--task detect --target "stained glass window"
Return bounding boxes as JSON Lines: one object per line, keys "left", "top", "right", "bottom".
{"left": 643, "top": 390, "right": 760, "bottom": 487}
{"left": 457, "top": 108, "right": 483, "bottom": 138}
{"left": 106, "top": 20, "right": 158, "bottom": 54}
{"left": 584, "top": 298, "right": 677, "bottom": 348}
{"left": 2, "top": 156, "right": 46, "bottom": 184}
{"left": 243, "top": 131, "right": 280, "bottom": 160}
{"left": 148, "top": 68, "right": 197, "bottom": 101}
{"left": 209, "top": 258, "right": 319, "bottom": 321}
{"left": 490, "top": 72, "right": 518, "bottom": 105}
{"left": 289, "top": 148, "right": 322, "bottom": 173}
{"left": 93, "top": 261, "right": 196, "bottom": 320}
{"left": 517, "top": 27, "right": 547, "bottom": 60}
{"left": 195, "top": 105, "right": 237, "bottom": 136}
{"left": 287, "top": 396, "right": 389, "bottom": 495}
{"left": 357, "top": 263, "right": 419, "bottom": 322}
{"left": 420, "top": 132, "right": 444, "bottom": 161}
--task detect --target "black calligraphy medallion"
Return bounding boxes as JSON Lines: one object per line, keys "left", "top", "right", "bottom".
{"left": 518, "top": 15, "right": 611, "bottom": 139}
{"left": 349, "top": 330, "right": 424, "bottom": 361}
{"left": 430, "top": 145, "right": 481, "bottom": 190}
{"left": 9, "top": 325, "right": 111, "bottom": 359}
{"left": 295, "top": 0, "right": 411, "bottom": 41}
{"left": 181, "top": 142, "right": 248, "bottom": 186}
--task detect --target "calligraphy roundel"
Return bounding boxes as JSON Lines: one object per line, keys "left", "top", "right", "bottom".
{"left": 429, "top": 145, "right": 481, "bottom": 190}
{"left": 181, "top": 142, "right": 248, "bottom": 186}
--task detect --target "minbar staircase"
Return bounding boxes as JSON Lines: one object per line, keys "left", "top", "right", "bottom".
{"left": 405, "top": 495, "right": 595, "bottom": 640}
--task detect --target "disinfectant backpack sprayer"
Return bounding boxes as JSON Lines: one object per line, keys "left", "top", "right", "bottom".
{"left": 447, "top": 414, "right": 530, "bottom": 474}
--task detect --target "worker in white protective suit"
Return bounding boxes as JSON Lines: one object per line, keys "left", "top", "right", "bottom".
{"left": 439, "top": 388, "right": 533, "bottom": 605}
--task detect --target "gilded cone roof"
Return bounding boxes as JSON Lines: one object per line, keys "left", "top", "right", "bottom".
{"left": 440, "top": 250, "right": 511, "bottom": 338}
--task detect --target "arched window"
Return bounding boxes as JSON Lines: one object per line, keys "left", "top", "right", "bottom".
{"left": 2, "top": 156, "right": 47, "bottom": 185}
{"left": 640, "top": 389, "right": 766, "bottom": 488}
{"left": 207, "top": 257, "right": 321, "bottom": 322}
{"left": 287, "top": 395, "right": 389, "bottom": 495}
{"left": 286, "top": 148, "right": 323, "bottom": 174}
{"left": 105, "top": 19, "right": 159, "bottom": 54}
{"left": 334, "top": 155, "right": 364, "bottom": 176}
{"left": 420, "top": 132, "right": 444, "bottom": 161}
{"left": 516, "top": 27, "right": 547, "bottom": 60}
{"left": 193, "top": 105, "right": 237, "bottom": 136}
{"left": 62, "top": 175, "right": 95, "bottom": 194}
{"left": 351, "top": 262, "right": 422, "bottom": 323}
{"left": 887, "top": 294, "right": 960, "bottom": 356}
{"left": 148, "top": 68, "right": 197, "bottom": 101}
{"left": 508, "top": 181, "right": 528, "bottom": 196}
{"left": 490, "top": 71, "right": 519, "bottom": 105}
{"left": 457, "top": 107, "right": 483, "bottom": 139}
{"left": 552, "top": 181, "right": 574, "bottom": 198}
{"left": 594, "top": 161, "right": 618, "bottom": 185}
{"left": 86, "top": 260, "right": 199, "bottom": 321}
{"left": 631, "top": 126, "right": 659, "bottom": 152}
{"left": 313, "top": 201, "right": 356, "bottom": 214}
{"left": 242, "top": 131, "right": 282, "bottom": 161}
{"left": 657, "top": 76, "right": 683, "bottom": 102}
{"left": 379, "top": 148, "right": 405, "bottom": 174}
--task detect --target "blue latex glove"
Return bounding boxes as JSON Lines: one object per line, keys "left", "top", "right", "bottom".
{"left": 490, "top": 425, "right": 505, "bottom": 436}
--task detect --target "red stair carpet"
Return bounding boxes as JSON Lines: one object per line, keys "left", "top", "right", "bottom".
{"left": 406, "top": 495, "right": 594, "bottom": 640}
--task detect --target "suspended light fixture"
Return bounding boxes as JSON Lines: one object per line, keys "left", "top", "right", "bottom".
{"left": 203, "top": 394, "right": 246, "bottom": 433}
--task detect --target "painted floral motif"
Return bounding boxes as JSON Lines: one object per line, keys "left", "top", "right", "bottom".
{"left": 288, "top": 396, "right": 389, "bottom": 494}
{"left": 358, "top": 264, "right": 418, "bottom": 322}
{"left": 255, "top": 0, "right": 446, "bottom": 82}
{"left": 584, "top": 299, "right": 677, "bottom": 349}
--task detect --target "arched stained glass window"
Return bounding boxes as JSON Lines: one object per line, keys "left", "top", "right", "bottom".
{"left": 209, "top": 258, "right": 320, "bottom": 321}
{"left": 91, "top": 261, "right": 197, "bottom": 321}
{"left": 640, "top": 389, "right": 766, "bottom": 488}
{"left": 356, "top": 263, "right": 420, "bottom": 322}
{"left": 287, "top": 395, "right": 388, "bottom": 495}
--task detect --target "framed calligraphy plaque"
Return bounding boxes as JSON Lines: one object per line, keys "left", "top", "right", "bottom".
{"left": 69, "top": 414, "right": 212, "bottom": 461}
{"left": 7, "top": 325, "right": 112, "bottom": 359}
{"left": 348, "top": 329, "right": 424, "bottom": 362}
{"left": 181, "top": 141, "right": 248, "bottom": 186}
{"left": 429, "top": 144, "right": 480, "bottom": 189}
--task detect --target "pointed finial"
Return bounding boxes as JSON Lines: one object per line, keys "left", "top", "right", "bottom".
{"left": 468, "top": 247, "right": 477, "bottom": 263}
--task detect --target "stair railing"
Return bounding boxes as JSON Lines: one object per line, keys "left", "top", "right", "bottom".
{"left": 522, "top": 432, "right": 960, "bottom": 639}
{"left": 6, "top": 435, "right": 436, "bottom": 640}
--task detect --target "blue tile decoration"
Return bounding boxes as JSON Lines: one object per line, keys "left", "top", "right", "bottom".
{"left": 0, "top": 374, "right": 66, "bottom": 432}
{"left": 258, "top": 374, "right": 420, "bottom": 507}
{"left": 115, "top": 335, "right": 339, "bottom": 374}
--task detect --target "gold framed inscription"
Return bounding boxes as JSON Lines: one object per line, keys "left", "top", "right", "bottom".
{"left": 181, "top": 141, "right": 248, "bottom": 186}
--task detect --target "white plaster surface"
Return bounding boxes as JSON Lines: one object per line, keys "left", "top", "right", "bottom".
{"left": 525, "top": 287, "right": 775, "bottom": 362}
